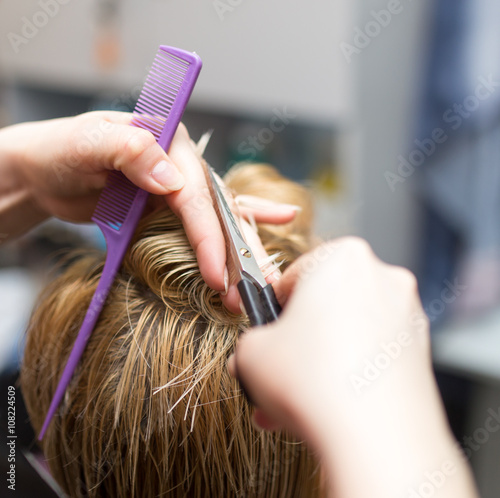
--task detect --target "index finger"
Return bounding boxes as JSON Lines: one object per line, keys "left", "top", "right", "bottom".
{"left": 164, "top": 125, "right": 227, "bottom": 293}
{"left": 273, "top": 241, "right": 342, "bottom": 305}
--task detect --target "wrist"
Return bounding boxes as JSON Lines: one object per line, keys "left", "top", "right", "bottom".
{"left": 302, "top": 370, "right": 476, "bottom": 498}
{"left": 0, "top": 123, "right": 23, "bottom": 172}
{"left": 0, "top": 122, "right": 50, "bottom": 241}
{"left": 4, "top": 120, "right": 43, "bottom": 178}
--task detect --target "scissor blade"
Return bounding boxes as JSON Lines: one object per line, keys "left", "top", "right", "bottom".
{"left": 205, "top": 165, "right": 267, "bottom": 288}
{"left": 207, "top": 166, "right": 245, "bottom": 242}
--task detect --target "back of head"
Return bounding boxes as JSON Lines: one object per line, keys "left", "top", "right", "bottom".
{"left": 21, "top": 163, "right": 323, "bottom": 497}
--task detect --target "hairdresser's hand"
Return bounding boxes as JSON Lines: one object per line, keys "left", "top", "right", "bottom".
{"left": 230, "top": 238, "right": 478, "bottom": 498}
{"left": 3, "top": 110, "right": 191, "bottom": 222}
{"left": 1, "top": 111, "right": 296, "bottom": 307}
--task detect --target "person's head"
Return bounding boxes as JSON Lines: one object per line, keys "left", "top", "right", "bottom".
{"left": 21, "top": 163, "right": 323, "bottom": 497}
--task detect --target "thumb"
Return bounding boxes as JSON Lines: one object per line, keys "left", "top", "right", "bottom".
{"left": 110, "top": 124, "right": 185, "bottom": 194}
{"left": 230, "top": 325, "right": 303, "bottom": 435}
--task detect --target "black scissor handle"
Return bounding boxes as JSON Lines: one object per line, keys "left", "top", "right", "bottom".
{"left": 237, "top": 279, "right": 282, "bottom": 327}
{"left": 236, "top": 279, "right": 282, "bottom": 405}
{"left": 259, "top": 283, "right": 281, "bottom": 322}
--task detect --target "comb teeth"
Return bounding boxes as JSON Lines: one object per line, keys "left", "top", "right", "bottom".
{"left": 131, "top": 48, "right": 190, "bottom": 141}
{"left": 92, "top": 172, "right": 139, "bottom": 230}
{"left": 38, "top": 46, "right": 202, "bottom": 442}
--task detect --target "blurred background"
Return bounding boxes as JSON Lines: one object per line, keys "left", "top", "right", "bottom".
{"left": 0, "top": 0, "right": 499, "bottom": 495}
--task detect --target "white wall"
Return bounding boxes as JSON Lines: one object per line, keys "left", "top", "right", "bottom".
{"left": 0, "top": 0, "right": 353, "bottom": 124}
{"left": 354, "top": 0, "right": 432, "bottom": 269}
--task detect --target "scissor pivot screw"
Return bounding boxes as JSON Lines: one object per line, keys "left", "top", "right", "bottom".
{"left": 240, "top": 248, "right": 251, "bottom": 258}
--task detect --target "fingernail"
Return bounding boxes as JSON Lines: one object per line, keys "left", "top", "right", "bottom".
{"left": 236, "top": 196, "right": 302, "bottom": 213}
{"left": 220, "top": 267, "right": 229, "bottom": 296}
{"left": 251, "top": 415, "right": 264, "bottom": 432}
{"left": 283, "top": 204, "right": 302, "bottom": 213}
{"left": 239, "top": 300, "right": 246, "bottom": 314}
{"left": 227, "top": 354, "right": 236, "bottom": 377}
{"left": 274, "top": 290, "right": 285, "bottom": 307}
{"left": 151, "top": 160, "right": 185, "bottom": 191}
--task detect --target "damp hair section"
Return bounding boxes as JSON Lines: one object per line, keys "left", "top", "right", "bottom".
{"left": 21, "top": 163, "right": 324, "bottom": 498}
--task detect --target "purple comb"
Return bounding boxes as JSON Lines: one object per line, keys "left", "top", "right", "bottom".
{"left": 39, "top": 46, "right": 202, "bottom": 439}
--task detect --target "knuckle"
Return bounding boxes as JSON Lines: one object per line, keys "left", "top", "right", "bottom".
{"left": 337, "top": 236, "right": 374, "bottom": 257}
{"left": 178, "top": 187, "right": 213, "bottom": 218}
{"left": 121, "top": 129, "right": 156, "bottom": 166}
{"left": 75, "top": 110, "right": 104, "bottom": 125}
{"left": 393, "top": 266, "right": 418, "bottom": 291}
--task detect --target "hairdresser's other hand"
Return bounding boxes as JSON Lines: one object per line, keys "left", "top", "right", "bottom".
{"left": 5, "top": 110, "right": 195, "bottom": 226}
{"left": 230, "top": 238, "right": 478, "bottom": 498}
{"left": 2, "top": 111, "right": 297, "bottom": 308}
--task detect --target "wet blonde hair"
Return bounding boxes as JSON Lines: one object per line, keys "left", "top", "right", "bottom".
{"left": 21, "top": 163, "right": 322, "bottom": 497}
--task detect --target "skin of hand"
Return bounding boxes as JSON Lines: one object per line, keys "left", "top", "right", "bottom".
{"left": 0, "top": 111, "right": 297, "bottom": 312}
{"left": 229, "top": 237, "right": 479, "bottom": 498}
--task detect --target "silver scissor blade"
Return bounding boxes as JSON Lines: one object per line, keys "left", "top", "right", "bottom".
{"left": 206, "top": 165, "right": 267, "bottom": 288}
{"left": 207, "top": 166, "right": 245, "bottom": 242}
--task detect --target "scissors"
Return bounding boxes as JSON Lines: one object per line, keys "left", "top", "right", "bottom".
{"left": 205, "top": 165, "right": 282, "bottom": 326}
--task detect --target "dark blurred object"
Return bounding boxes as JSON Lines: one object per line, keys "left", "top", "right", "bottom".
{"left": 0, "top": 220, "right": 97, "bottom": 270}
{"left": 4, "top": 83, "right": 92, "bottom": 123}
{"left": 0, "top": 371, "right": 61, "bottom": 497}
{"left": 434, "top": 370, "right": 473, "bottom": 443}
{"left": 418, "top": 204, "right": 464, "bottom": 329}
{"left": 416, "top": 0, "right": 500, "bottom": 324}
